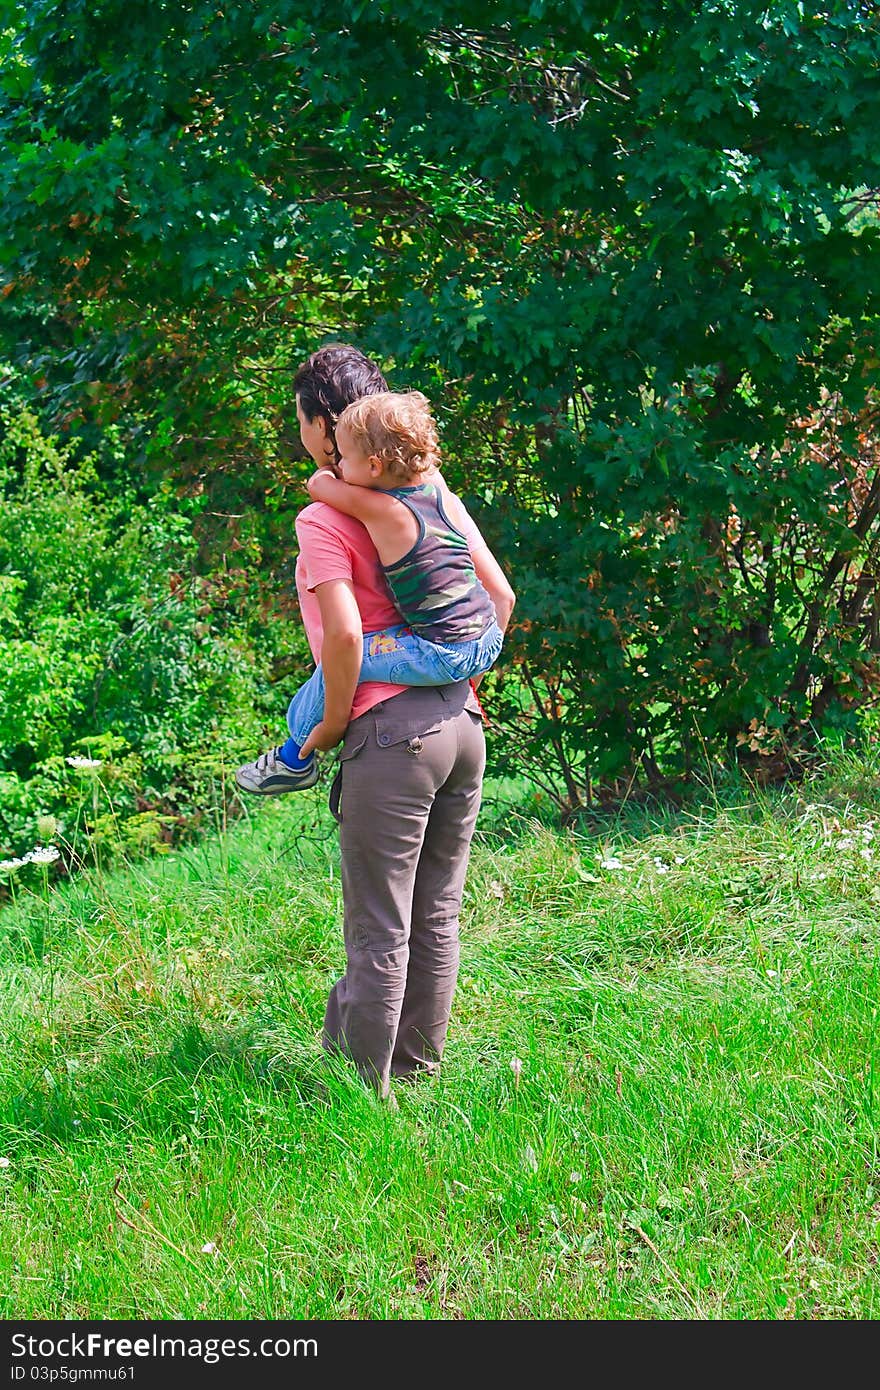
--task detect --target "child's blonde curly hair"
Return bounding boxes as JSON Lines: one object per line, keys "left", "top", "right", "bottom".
{"left": 337, "top": 391, "right": 441, "bottom": 480}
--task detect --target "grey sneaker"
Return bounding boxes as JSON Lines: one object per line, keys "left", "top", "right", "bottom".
{"left": 235, "top": 746, "right": 318, "bottom": 795}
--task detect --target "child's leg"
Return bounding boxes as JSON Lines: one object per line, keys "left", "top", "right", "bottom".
{"left": 284, "top": 625, "right": 461, "bottom": 750}
{"left": 428, "top": 620, "right": 505, "bottom": 683}
{"left": 282, "top": 664, "right": 327, "bottom": 761}
{"left": 238, "top": 622, "right": 502, "bottom": 794}
{"left": 360, "top": 624, "right": 454, "bottom": 687}
{"left": 471, "top": 620, "right": 504, "bottom": 674}
{"left": 235, "top": 667, "right": 324, "bottom": 794}
{"left": 277, "top": 733, "right": 316, "bottom": 769}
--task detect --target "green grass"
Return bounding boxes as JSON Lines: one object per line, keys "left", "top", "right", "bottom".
{"left": 2, "top": 755, "right": 880, "bottom": 1319}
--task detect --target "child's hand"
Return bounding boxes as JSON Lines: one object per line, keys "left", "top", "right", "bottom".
{"left": 299, "top": 720, "right": 347, "bottom": 757}
{"left": 307, "top": 464, "right": 337, "bottom": 497}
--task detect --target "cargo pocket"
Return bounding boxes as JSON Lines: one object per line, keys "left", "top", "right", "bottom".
{"left": 372, "top": 704, "right": 443, "bottom": 752}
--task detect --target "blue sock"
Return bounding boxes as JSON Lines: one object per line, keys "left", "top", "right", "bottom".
{"left": 277, "top": 736, "right": 313, "bottom": 770}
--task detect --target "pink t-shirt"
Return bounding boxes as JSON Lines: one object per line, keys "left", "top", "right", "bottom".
{"left": 295, "top": 481, "right": 486, "bottom": 723}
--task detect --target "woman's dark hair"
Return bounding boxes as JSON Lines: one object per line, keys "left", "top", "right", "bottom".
{"left": 294, "top": 345, "right": 389, "bottom": 446}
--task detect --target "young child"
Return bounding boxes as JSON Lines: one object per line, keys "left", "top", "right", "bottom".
{"left": 236, "top": 391, "right": 503, "bottom": 795}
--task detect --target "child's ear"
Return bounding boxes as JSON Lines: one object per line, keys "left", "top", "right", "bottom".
{"left": 369, "top": 456, "right": 384, "bottom": 478}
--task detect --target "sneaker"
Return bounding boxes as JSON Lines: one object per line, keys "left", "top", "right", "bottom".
{"left": 235, "top": 746, "right": 318, "bottom": 795}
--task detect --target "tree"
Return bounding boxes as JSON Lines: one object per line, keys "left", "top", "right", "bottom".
{"left": 3, "top": 1, "right": 880, "bottom": 808}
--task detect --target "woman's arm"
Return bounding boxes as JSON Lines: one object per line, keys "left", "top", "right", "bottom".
{"left": 429, "top": 470, "right": 515, "bottom": 630}
{"left": 298, "top": 577, "right": 363, "bottom": 757}
{"left": 472, "top": 544, "right": 516, "bottom": 632}
{"left": 307, "top": 467, "right": 394, "bottom": 525}
{"left": 470, "top": 545, "right": 515, "bottom": 688}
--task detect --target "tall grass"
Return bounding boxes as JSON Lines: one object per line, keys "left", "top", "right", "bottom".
{"left": 2, "top": 753, "right": 879, "bottom": 1319}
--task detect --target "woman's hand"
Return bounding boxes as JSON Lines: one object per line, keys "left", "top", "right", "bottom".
{"left": 299, "top": 719, "right": 347, "bottom": 758}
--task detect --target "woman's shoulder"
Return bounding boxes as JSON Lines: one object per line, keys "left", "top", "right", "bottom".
{"left": 423, "top": 471, "right": 484, "bottom": 549}
{"left": 424, "top": 468, "right": 462, "bottom": 513}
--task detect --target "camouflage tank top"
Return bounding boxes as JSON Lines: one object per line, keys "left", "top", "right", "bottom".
{"left": 382, "top": 484, "right": 496, "bottom": 642}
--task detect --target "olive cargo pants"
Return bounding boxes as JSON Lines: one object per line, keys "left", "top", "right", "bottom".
{"left": 324, "top": 682, "right": 486, "bottom": 1095}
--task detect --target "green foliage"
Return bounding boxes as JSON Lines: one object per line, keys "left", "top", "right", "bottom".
{"left": 2, "top": 2, "right": 880, "bottom": 809}
{"left": 3, "top": 764, "right": 880, "bottom": 1316}
{"left": 0, "top": 393, "right": 305, "bottom": 873}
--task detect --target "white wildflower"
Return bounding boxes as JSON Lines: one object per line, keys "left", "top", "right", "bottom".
{"left": 653, "top": 857, "right": 669, "bottom": 874}
{"left": 598, "top": 856, "right": 624, "bottom": 870}
{"left": 0, "top": 1157, "right": 10, "bottom": 1168}
{"left": 674, "top": 855, "right": 685, "bottom": 864}
{"left": 0, "top": 858, "right": 25, "bottom": 873}
{"left": 200, "top": 1241, "right": 218, "bottom": 1255}
{"left": 66, "top": 756, "right": 103, "bottom": 771}
{"left": 25, "top": 846, "right": 60, "bottom": 865}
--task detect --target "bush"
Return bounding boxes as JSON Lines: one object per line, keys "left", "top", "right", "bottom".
{"left": 0, "top": 398, "right": 306, "bottom": 880}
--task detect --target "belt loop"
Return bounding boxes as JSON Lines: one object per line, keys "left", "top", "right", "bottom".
{"left": 329, "top": 767, "right": 343, "bottom": 823}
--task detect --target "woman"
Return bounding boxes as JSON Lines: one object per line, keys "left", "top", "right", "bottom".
{"left": 289, "top": 344, "right": 515, "bottom": 1097}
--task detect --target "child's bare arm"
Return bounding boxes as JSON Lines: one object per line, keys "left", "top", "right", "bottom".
{"left": 307, "top": 468, "right": 395, "bottom": 525}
